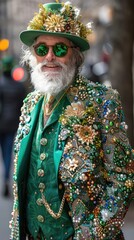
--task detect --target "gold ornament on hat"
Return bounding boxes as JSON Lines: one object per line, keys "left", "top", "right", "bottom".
{"left": 27, "top": 1, "right": 93, "bottom": 40}
{"left": 45, "top": 14, "right": 65, "bottom": 32}
{"left": 28, "top": 4, "right": 47, "bottom": 30}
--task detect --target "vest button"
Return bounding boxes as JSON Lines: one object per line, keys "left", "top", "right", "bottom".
{"left": 59, "top": 184, "right": 63, "bottom": 190}
{"left": 37, "top": 169, "right": 45, "bottom": 177}
{"left": 68, "top": 211, "right": 72, "bottom": 217}
{"left": 37, "top": 215, "right": 44, "bottom": 222}
{"left": 38, "top": 183, "right": 45, "bottom": 190}
{"left": 36, "top": 198, "right": 43, "bottom": 206}
{"left": 40, "top": 153, "right": 47, "bottom": 160}
{"left": 40, "top": 138, "right": 47, "bottom": 146}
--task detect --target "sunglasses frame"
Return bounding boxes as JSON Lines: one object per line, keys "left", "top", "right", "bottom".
{"left": 33, "top": 42, "right": 75, "bottom": 58}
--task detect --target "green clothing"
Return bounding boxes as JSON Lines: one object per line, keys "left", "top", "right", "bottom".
{"left": 10, "top": 75, "right": 134, "bottom": 240}
{"left": 27, "top": 101, "right": 74, "bottom": 239}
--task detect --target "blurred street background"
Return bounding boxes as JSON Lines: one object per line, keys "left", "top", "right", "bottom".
{"left": 0, "top": 0, "right": 134, "bottom": 239}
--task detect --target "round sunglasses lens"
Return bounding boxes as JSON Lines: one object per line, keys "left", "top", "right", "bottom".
{"left": 53, "top": 44, "right": 68, "bottom": 57}
{"left": 35, "top": 44, "right": 48, "bottom": 56}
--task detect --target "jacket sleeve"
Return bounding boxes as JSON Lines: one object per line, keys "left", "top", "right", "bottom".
{"left": 73, "top": 89, "right": 134, "bottom": 240}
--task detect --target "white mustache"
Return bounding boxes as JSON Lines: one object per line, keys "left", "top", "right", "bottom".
{"left": 40, "top": 60, "right": 63, "bottom": 68}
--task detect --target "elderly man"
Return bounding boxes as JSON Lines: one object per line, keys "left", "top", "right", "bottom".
{"left": 10, "top": 1, "right": 134, "bottom": 240}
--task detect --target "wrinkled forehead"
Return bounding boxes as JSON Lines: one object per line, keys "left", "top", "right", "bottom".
{"left": 35, "top": 35, "right": 73, "bottom": 46}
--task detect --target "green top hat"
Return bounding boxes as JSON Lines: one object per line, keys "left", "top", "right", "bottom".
{"left": 20, "top": 2, "right": 92, "bottom": 51}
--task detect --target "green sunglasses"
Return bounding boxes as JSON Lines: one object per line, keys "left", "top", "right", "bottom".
{"left": 33, "top": 42, "right": 75, "bottom": 57}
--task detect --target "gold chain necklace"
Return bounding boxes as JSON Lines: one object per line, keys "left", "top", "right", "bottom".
{"left": 44, "top": 88, "right": 69, "bottom": 116}
{"left": 40, "top": 190, "right": 66, "bottom": 219}
{"left": 42, "top": 89, "right": 68, "bottom": 217}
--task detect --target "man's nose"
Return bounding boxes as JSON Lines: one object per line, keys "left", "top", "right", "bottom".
{"left": 45, "top": 47, "right": 56, "bottom": 61}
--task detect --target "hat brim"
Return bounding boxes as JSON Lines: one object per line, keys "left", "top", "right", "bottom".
{"left": 20, "top": 30, "right": 90, "bottom": 52}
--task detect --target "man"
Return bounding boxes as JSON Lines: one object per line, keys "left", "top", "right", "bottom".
{"left": 0, "top": 56, "right": 25, "bottom": 197}
{"left": 10, "top": 1, "right": 134, "bottom": 240}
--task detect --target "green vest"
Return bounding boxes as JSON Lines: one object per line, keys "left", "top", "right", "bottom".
{"left": 27, "top": 102, "right": 74, "bottom": 240}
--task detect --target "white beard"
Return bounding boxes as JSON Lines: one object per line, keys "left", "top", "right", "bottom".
{"left": 30, "top": 59, "right": 76, "bottom": 96}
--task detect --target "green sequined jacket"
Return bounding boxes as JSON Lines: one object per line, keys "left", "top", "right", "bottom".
{"left": 10, "top": 75, "right": 134, "bottom": 240}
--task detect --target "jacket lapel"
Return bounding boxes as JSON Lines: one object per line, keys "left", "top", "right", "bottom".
{"left": 17, "top": 97, "right": 43, "bottom": 182}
